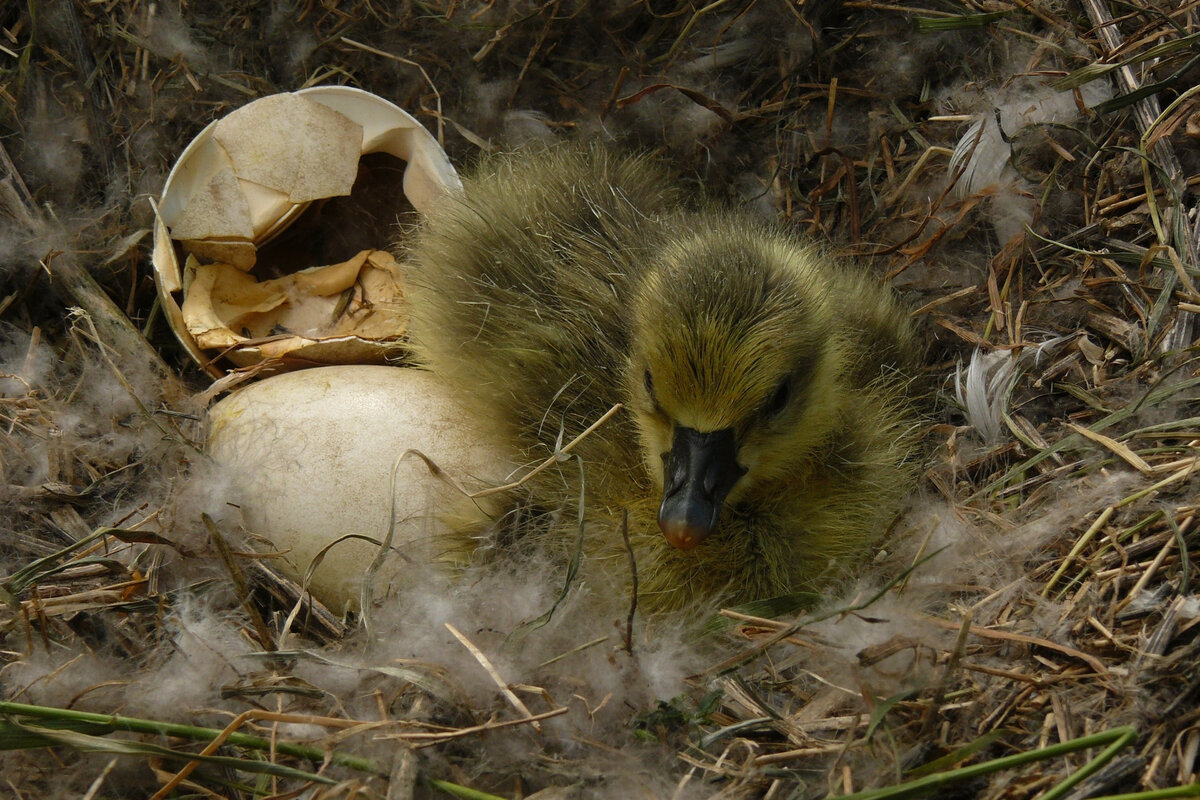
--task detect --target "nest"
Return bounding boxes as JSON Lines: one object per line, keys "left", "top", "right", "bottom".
{"left": 2, "top": 1, "right": 1200, "bottom": 798}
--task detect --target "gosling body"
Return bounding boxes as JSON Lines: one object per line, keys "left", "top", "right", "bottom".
{"left": 402, "top": 146, "right": 924, "bottom": 611}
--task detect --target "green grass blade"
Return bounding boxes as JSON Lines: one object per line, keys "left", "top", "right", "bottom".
{"left": 0, "top": 701, "right": 382, "bottom": 775}
{"left": 835, "top": 726, "right": 1136, "bottom": 800}
{"left": 913, "top": 11, "right": 1008, "bottom": 31}
{"left": 10, "top": 722, "right": 336, "bottom": 784}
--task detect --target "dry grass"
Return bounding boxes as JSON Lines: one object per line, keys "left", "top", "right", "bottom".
{"left": 2, "top": 1, "right": 1200, "bottom": 798}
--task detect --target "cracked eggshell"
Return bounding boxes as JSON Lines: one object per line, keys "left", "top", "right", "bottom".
{"left": 152, "top": 87, "right": 460, "bottom": 376}
{"left": 206, "top": 365, "right": 513, "bottom": 611}
{"left": 180, "top": 249, "right": 409, "bottom": 359}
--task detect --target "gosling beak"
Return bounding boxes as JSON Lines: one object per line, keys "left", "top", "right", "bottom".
{"left": 658, "top": 426, "right": 746, "bottom": 549}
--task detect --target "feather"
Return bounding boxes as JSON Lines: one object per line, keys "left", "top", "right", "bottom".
{"left": 948, "top": 82, "right": 1112, "bottom": 242}
{"left": 954, "top": 338, "right": 1068, "bottom": 443}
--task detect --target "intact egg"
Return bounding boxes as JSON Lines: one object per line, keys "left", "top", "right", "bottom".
{"left": 206, "top": 365, "right": 512, "bottom": 610}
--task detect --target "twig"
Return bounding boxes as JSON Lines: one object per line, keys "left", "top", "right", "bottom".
{"left": 468, "top": 404, "right": 623, "bottom": 499}
{"left": 1079, "top": 0, "right": 1197, "bottom": 349}
{"left": 391, "top": 403, "right": 621, "bottom": 505}
{"left": 445, "top": 623, "right": 542, "bottom": 732}
{"left": 339, "top": 37, "right": 446, "bottom": 144}
{"left": 202, "top": 514, "right": 275, "bottom": 652}
{"left": 380, "top": 706, "right": 568, "bottom": 746}
{"left": 1043, "top": 506, "right": 1115, "bottom": 598}
{"left": 81, "top": 757, "right": 119, "bottom": 800}
{"left": 387, "top": 695, "right": 426, "bottom": 800}
{"left": 620, "top": 508, "right": 637, "bottom": 654}
{"left": 918, "top": 610, "right": 972, "bottom": 739}
{"left": 149, "top": 708, "right": 292, "bottom": 800}
{"left": 1065, "top": 424, "right": 1153, "bottom": 475}
{"left": 923, "top": 617, "right": 1108, "bottom": 676}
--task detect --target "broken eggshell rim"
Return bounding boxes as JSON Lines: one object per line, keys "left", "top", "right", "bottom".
{"left": 150, "top": 85, "right": 461, "bottom": 377}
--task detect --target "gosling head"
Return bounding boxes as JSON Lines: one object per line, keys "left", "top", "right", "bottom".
{"left": 625, "top": 224, "right": 843, "bottom": 550}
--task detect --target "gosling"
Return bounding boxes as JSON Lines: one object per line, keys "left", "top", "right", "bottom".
{"left": 401, "top": 145, "right": 925, "bottom": 612}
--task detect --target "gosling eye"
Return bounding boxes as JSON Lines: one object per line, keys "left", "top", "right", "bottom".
{"left": 763, "top": 377, "right": 791, "bottom": 420}
{"left": 644, "top": 369, "right": 670, "bottom": 418}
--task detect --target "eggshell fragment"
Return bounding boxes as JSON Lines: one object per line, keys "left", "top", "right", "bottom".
{"left": 212, "top": 93, "right": 363, "bottom": 205}
{"left": 206, "top": 365, "right": 513, "bottom": 610}
{"left": 180, "top": 249, "right": 408, "bottom": 364}
{"left": 168, "top": 167, "right": 256, "bottom": 242}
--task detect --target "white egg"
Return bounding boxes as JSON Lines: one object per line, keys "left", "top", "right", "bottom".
{"left": 206, "top": 365, "right": 512, "bottom": 611}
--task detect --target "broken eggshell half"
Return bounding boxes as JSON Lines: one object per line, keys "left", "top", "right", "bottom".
{"left": 152, "top": 86, "right": 459, "bottom": 375}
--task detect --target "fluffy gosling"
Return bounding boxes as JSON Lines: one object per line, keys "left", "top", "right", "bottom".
{"left": 401, "top": 145, "right": 925, "bottom": 612}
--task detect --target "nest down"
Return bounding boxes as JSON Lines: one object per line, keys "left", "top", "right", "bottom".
{"left": 2, "top": 1, "right": 1200, "bottom": 798}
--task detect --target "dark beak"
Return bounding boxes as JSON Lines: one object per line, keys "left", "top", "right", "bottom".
{"left": 657, "top": 426, "right": 746, "bottom": 549}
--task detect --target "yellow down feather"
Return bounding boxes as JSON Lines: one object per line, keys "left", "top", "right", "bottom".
{"left": 400, "top": 144, "right": 926, "bottom": 612}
